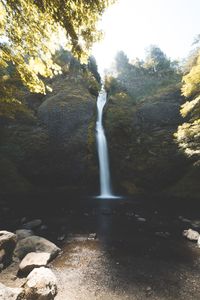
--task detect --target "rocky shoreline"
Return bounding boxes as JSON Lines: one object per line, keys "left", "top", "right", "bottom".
{"left": 0, "top": 218, "right": 61, "bottom": 300}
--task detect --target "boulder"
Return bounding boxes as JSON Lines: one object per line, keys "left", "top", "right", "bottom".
{"left": 14, "top": 236, "right": 61, "bottom": 260}
{"left": 23, "top": 267, "right": 57, "bottom": 300}
{"left": 19, "top": 252, "right": 51, "bottom": 275}
{"left": 15, "top": 229, "right": 34, "bottom": 241}
{"left": 0, "top": 282, "right": 23, "bottom": 300}
{"left": 197, "top": 236, "right": 200, "bottom": 248}
{"left": 21, "top": 219, "right": 42, "bottom": 230}
{"left": 0, "top": 231, "right": 16, "bottom": 267}
{"left": 182, "top": 228, "right": 200, "bottom": 241}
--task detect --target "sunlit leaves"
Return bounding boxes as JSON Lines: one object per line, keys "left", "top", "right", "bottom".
{"left": 176, "top": 44, "right": 200, "bottom": 162}
{"left": 0, "top": 0, "right": 115, "bottom": 93}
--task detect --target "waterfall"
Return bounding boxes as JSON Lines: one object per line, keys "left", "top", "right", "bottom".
{"left": 96, "top": 88, "right": 114, "bottom": 198}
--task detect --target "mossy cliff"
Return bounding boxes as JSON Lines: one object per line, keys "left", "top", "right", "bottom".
{"left": 0, "top": 75, "right": 99, "bottom": 197}
{"left": 104, "top": 84, "right": 198, "bottom": 198}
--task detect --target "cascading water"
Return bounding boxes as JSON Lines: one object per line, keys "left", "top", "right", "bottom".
{"left": 96, "top": 88, "right": 114, "bottom": 198}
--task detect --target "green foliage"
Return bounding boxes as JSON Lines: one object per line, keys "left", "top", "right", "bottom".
{"left": 105, "top": 46, "right": 181, "bottom": 102}
{"left": 175, "top": 48, "right": 200, "bottom": 162}
{"left": 0, "top": 0, "right": 115, "bottom": 93}
{"left": 144, "top": 45, "right": 171, "bottom": 73}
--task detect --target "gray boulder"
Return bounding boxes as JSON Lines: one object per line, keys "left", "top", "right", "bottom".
{"left": 21, "top": 219, "right": 42, "bottom": 230}
{"left": 0, "top": 230, "right": 16, "bottom": 267}
{"left": 23, "top": 267, "right": 57, "bottom": 300}
{"left": 182, "top": 228, "right": 200, "bottom": 241}
{"left": 0, "top": 282, "right": 23, "bottom": 300}
{"left": 19, "top": 252, "right": 51, "bottom": 275}
{"left": 14, "top": 235, "right": 60, "bottom": 260}
{"left": 15, "top": 229, "right": 34, "bottom": 241}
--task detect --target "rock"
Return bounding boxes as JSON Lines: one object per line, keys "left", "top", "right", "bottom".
{"left": 88, "top": 233, "right": 97, "bottom": 240}
{"left": 0, "top": 248, "right": 6, "bottom": 263}
{"left": 19, "top": 252, "right": 51, "bottom": 275}
{"left": 0, "top": 231, "right": 16, "bottom": 267}
{"left": 0, "top": 282, "right": 23, "bottom": 300}
{"left": 23, "top": 267, "right": 57, "bottom": 300}
{"left": 15, "top": 229, "right": 34, "bottom": 241}
{"left": 57, "top": 234, "right": 65, "bottom": 242}
{"left": 14, "top": 235, "right": 61, "bottom": 260}
{"left": 197, "top": 236, "right": 200, "bottom": 248}
{"left": 182, "top": 228, "right": 200, "bottom": 241}
{"left": 137, "top": 217, "right": 146, "bottom": 222}
{"left": 22, "top": 219, "right": 42, "bottom": 230}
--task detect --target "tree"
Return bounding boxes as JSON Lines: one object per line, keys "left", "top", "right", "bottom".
{"left": 115, "top": 51, "right": 129, "bottom": 73}
{"left": 175, "top": 48, "right": 200, "bottom": 162}
{"left": 144, "top": 45, "right": 171, "bottom": 73}
{"left": 0, "top": 0, "right": 115, "bottom": 93}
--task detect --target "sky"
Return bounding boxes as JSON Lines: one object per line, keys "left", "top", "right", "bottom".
{"left": 92, "top": 0, "right": 200, "bottom": 73}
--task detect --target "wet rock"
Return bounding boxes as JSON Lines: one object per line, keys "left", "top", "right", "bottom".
{"left": 0, "top": 231, "right": 16, "bottom": 267}
{"left": 0, "top": 248, "right": 6, "bottom": 263}
{"left": 14, "top": 236, "right": 61, "bottom": 260}
{"left": 57, "top": 234, "right": 65, "bottom": 242}
{"left": 197, "top": 236, "right": 200, "bottom": 248}
{"left": 19, "top": 252, "right": 51, "bottom": 275}
{"left": 15, "top": 229, "right": 34, "bottom": 241}
{"left": 88, "top": 233, "right": 97, "bottom": 240}
{"left": 22, "top": 219, "right": 42, "bottom": 230}
{"left": 23, "top": 267, "right": 57, "bottom": 300}
{"left": 137, "top": 217, "right": 146, "bottom": 222}
{"left": 182, "top": 228, "right": 200, "bottom": 241}
{"left": 0, "top": 282, "right": 23, "bottom": 300}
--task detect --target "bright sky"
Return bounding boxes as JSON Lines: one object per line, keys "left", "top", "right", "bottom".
{"left": 92, "top": 0, "right": 200, "bottom": 74}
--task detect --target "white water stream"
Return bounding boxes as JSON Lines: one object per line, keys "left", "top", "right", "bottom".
{"left": 96, "top": 88, "right": 115, "bottom": 198}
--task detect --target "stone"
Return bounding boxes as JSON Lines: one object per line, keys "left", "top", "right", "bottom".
{"left": 0, "top": 248, "right": 6, "bottom": 263}
{"left": 23, "top": 267, "right": 57, "bottom": 300}
{"left": 0, "top": 282, "right": 23, "bottom": 300}
{"left": 19, "top": 252, "right": 51, "bottom": 275}
{"left": 182, "top": 228, "right": 200, "bottom": 241}
{"left": 0, "top": 231, "right": 16, "bottom": 267}
{"left": 197, "top": 236, "right": 200, "bottom": 248}
{"left": 88, "top": 233, "right": 97, "bottom": 240}
{"left": 137, "top": 217, "right": 146, "bottom": 222}
{"left": 15, "top": 229, "right": 34, "bottom": 241}
{"left": 21, "top": 219, "right": 42, "bottom": 230}
{"left": 14, "top": 235, "right": 61, "bottom": 260}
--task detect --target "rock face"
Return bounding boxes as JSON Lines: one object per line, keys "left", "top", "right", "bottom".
{"left": 0, "top": 76, "right": 97, "bottom": 195}
{"left": 23, "top": 267, "right": 57, "bottom": 300}
{"left": 0, "top": 282, "right": 23, "bottom": 300}
{"left": 182, "top": 229, "right": 200, "bottom": 241}
{"left": 19, "top": 252, "right": 51, "bottom": 275}
{"left": 37, "top": 77, "right": 96, "bottom": 187}
{"left": 0, "top": 231, "right": 16, "bottom": 267}
{"left": 15, "top": 229, "right": 34, "bottom": 241}
{"left": 105, "top": 86, "right": 189, "bottom": 195}
{"left": 14, "top": 236, "right": 61, "bottom": 260}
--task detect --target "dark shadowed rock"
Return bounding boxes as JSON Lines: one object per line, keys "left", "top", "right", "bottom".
{"left": 0, "top": 231, "right": 16, "bottom": 267}
{"left": 14, "top": 236, "right": 61, "bottom": 260}
{"left": 15, "top": 229, "right": 34, "bottom": 241}
{"left": 21, "top": 219, "right": 42, "bottom": 230}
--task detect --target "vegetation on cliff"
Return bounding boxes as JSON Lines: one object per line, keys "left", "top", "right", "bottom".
{"left": 175, "top": 45, "right": 200, "bottom": 165}
{"left": 0, "top": 0, "right": 114, "bottom": 94}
